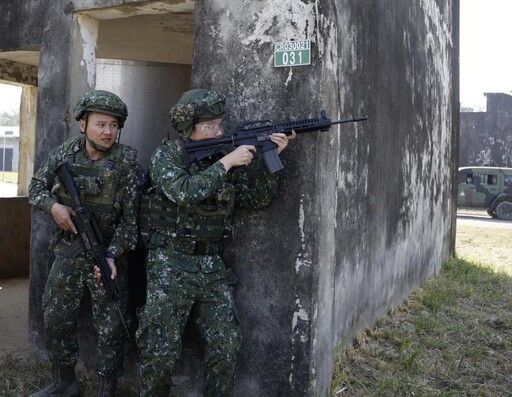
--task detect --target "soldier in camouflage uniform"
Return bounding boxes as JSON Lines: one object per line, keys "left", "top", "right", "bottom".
{"left": 136, "top": 89, "right": 295, "bottom": 396}
{"left": 28, "top": 90, "right": 143, "bottom": 397}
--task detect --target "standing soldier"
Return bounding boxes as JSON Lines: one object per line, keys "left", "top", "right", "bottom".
{"left": 28, "top": 90, "right": 143, "bottom": 397}
{"left": 136, "top": 88, "right": 295, "bottom": 396}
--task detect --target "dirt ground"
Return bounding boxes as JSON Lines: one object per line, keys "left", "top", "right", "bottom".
{"left": 0, "top": 277, "right": 29, "bottom": 358}
{"left": 0, "top": 181, "right": 29, "bottom": 358}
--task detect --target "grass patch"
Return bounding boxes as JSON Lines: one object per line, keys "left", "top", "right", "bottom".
{"left": 331, "top": 214, "right": 512, "bottom": 396}
{"left": 0, "top": 354, "right": 48, "bottom": 396}
{"left": 0, "top": 354, "right": 138, "bottom": 396}
{"left": 331, "top": 257, "right": 512, "bottom": 396}
{"left": 456, "top": 224, "right": 512, "bottom": 275}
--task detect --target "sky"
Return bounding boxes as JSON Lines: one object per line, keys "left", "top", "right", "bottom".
{"left": 0, "top": 83, "right": 21, "bottom": 114}
{"left": 460, "top": 0, "right": 512, "bottom": 110}
{"left": 0, "top": 1, "right": 511, "bottom": 113}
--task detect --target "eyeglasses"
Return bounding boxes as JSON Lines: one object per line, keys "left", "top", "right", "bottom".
{"left": 195, "top": 120, "right": 223, "bottom": 132}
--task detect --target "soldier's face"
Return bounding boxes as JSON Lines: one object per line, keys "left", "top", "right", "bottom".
{"left": 80, "top": 112, "right": 119, "bottom": 149}
{"left": 189, "top": 118, "right": 224, "bottom": 141}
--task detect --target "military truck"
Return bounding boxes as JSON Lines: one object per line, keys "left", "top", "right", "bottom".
{"left": 457, "top": 166, "right": 512, "bottom": 220}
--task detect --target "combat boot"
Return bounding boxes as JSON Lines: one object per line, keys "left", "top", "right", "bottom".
{"left": 96, "top": 374, "right": 117, "bottom": 397}
{"left": 29, "top": 365, "right": 80, "bottom": 397}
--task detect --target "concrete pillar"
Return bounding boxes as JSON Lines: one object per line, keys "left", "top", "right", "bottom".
{"left": 69, "top": 13, "right": 98, "bottom": 110}
{"left": 18, "top": 85, "right": 37, "bottom": 196}
{"left": 190, "top": 1, "right": 458, "bottom": 395}
{"left": 28, "top": 1, "right": 75, "bottom": 356}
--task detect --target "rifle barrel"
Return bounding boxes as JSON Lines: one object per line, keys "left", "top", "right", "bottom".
{"left": 331, "top": 115, "right": 368, "bottom": 125}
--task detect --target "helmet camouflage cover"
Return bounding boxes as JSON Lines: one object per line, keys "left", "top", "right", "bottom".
{"left": 169, "top": 89, "right": 225, "bottom": 138}
{"left": 74, "top": 90, "right": 128, "bottom": 128}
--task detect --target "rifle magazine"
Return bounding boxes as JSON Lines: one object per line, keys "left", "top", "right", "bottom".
{"left": 263, "top": 149, "right": 284, "bottom": 173}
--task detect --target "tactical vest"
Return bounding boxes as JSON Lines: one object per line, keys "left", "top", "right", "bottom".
{"left": 52, "top": 137, "right": 134, "bottom": 240}
{"left": 139, "top": 144, "right": 236, "bottom": 242}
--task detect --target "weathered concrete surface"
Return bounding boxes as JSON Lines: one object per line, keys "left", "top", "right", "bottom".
{"left": 194, "top": 0, "right": 458, "bottom": 395}
{"left": 30, "top": 3, "right": 76, "bottom": 358}
{"left": 460, "top": 93, "right": 512, "bottom": 167}
{"left": 0, "top": 59, "right": 37, "bottom": 86}
{"left": 0, "top": 1, "right": 46, "bottom": 52}
{"left": 0, "top": 0, "right": 76, "bottom": 355}
{"left": 18, "top": 85, "right": 37, "bottom": 196}
{"left": 0, "top": 197, "right": 31, "bottom": 277}
{"left": 0, "top": 0, "right": 458, "bottom": 396}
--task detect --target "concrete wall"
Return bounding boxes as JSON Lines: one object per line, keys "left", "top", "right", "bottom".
{"left": 0, "top": 0, "right": 458, "bottom": 396}
{"left": 0, "top": 59, "right": 38, "bottom": 85}
{"left": 0, "top": 0, "right": 76, "bottom": 354}
{"left": 0, "top": 1, "right": 47, "bottom": 52}
{"left": 460, "top": 93, "right": 512, "bottom": 167}
{"left": 0, "top": 197, "right": 31, "bottom": 277}
{"left": 194, "top": 0, "right": 458, "bottom": 395}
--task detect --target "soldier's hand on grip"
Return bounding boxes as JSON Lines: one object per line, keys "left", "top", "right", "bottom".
{"left": 50, "top": 203, "right": 78, "bottom": 234}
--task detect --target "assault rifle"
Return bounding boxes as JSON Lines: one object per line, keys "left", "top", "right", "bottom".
{"left": 183, "top": 110, "right": 367, "bottom": 173}
{"left": 55, "top": 161, "right": 131, "bottom": 336}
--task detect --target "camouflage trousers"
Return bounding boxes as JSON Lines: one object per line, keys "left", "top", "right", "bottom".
{"left": 136, "top": 247, "right": 241, "bottom": 397}
{"left": 42, "top": 240, "right": 127, "bottom": 375}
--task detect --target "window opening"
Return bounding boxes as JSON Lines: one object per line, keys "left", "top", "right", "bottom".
{"left": 482, "top": 174, "right": 497, "bottom": 186}
{"left": 0, "top": 83, "right": 22, "bottom": 197}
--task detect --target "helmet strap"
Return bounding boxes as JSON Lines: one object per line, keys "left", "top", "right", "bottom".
{"left": 82, "top": 118, "right": 110, "bottom": 153}
{"left": 85, "top": 134, "right": 110, "bottom": 152}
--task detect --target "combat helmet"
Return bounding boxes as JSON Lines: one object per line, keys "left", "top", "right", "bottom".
{"left": 74, "top": 90, "right": 128, "bottom": 128}
{"left": 169, "top": 89, "right": 225, "bottom": 138}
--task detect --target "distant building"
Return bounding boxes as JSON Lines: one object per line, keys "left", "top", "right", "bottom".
{"left": 460, "top": 93, "right": 512, "bottom": 167}
{"left": 0, "top": 126, "right": 20, "bottom": 172}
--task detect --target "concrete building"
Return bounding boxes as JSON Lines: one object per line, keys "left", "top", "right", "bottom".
{"left": 0, "top": 126, "right": 20, "bottom": 172}
{"left": 460, "top": 92, "right": 512, "bottom": 167}
{"left": 0, "top": 0, "right": 459, "bottom": 395}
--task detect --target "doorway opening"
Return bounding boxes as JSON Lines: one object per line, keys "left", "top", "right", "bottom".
{"left": 77, "top": 2, "right": 195, "bottom": 168}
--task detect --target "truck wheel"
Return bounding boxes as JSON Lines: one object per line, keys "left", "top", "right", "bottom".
{"left": 495, "top": 201, "right": 512, "bottom": 220}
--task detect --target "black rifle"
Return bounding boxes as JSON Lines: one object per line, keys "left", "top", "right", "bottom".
{"left": 183, "top": 110, "right": 367, "bottom": 173}
{"left": 55, "top": 161, "right": 130, "bottom": 336}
